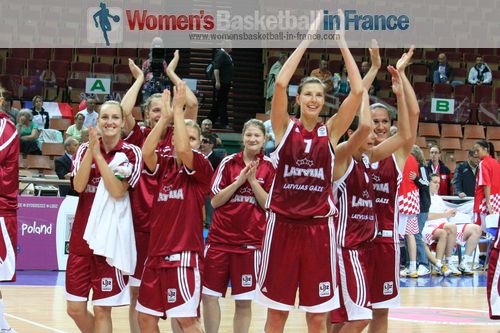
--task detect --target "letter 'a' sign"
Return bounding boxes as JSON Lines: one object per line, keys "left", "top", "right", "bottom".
{"left": 431, "top": 98, "right": 455, "bottom": 114}
{"left": 86, "top": 78, "right": 111, "bottom": 94}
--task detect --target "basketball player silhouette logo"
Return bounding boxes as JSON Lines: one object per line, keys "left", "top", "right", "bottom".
{"left": 93, "top": 3, "right": 120, "bottom": 46}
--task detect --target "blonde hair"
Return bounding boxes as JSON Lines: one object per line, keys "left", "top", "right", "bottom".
{"left": 411, "top": 144, "right": 425, "bottom": 164}
{"left": 100, "top": 100, "right": 123, "bottom": 118}
{"left": 185, "top": 119, "right": 201, "bottom": 139}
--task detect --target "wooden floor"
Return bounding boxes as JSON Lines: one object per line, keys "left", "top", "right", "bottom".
{"left": 2, "top": 279, "right": 500, "bottom": 333}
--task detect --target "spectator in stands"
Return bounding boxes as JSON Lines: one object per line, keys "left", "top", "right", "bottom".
{"left": 77, "top": 97, "right": 98, "bottom": 128}
{"left": 200, "top": 132, "right": 223, "bottom": 228}
{"left": 55, "top": 137, "right": 79, "bottom": 196}
{"left": 209, "top": 47, "right": 234, "bottom": 129}
{"left": 200, "top": 133, "right": 223, "bottom": 170}
{"left": 80, "top": 128, "right": 89, "bottom": 143}
{"left": 16, "top": 108, "right": 41, "bottom": 155}
{"left": 201, "top": 118, "right": 222, "bottom": 146}
{"left": 264, "top": 118, "right": 275, "bottom": 156}
{"left": 141, "top": 38, "right": 169, "bottom": 102}
{"left": 266, "top": 53, "right": 287, "bottom": 103}
{"left": 39, "top": 69, "right": 56, "bottom": 87}
{"left": 31, "top": 95, "right": 50, "bottom": 130}
{"left": 1, "top": 96, "right": 18, "bottom": 125}
{"left": 468, "top": 56, "right": 492, "bottom": 86}
{"left": 453, "top": 149, "right": 479, "bottom": 198}
{"left": 310, "top": 59, "right": 333, "bottom": 93}
{"left": 333, "top": 64, "right": 350, "bottom": 95}
{"left": 427, "top": 145, "right": 452, "bottom": 195}
{"left": 65, "top": 113, "right": 87, "bottom": 143}
{"left": 431, "top": 53, "right": 454, "bottom": 84}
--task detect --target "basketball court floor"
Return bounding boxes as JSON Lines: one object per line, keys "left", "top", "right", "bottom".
{"left": 1, "top": 270, "right": 498, "bottom": 332}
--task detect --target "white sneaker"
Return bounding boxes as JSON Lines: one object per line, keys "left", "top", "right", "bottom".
{"left": 440, "top": 265, "right": 452, "bottom": 277}
{"left": 417, "top": 264, "right": 431, "bottom": 276}
{"left": 400, "top": 267, "right": 410, "bottom": 277}
{"left": 447, "top": 263, "right": 462, "bottom": 276}
{"left": 459, "top": 262, "right": 474, "bottom": 275}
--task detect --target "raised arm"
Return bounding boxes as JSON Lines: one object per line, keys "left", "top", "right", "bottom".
{"left": 142, "top": 90, "right": 171, "bottom": 171}
{"left": 333, "top": 89, "right": 372, "bottom": 181}
{"left": 395, "top": 47, "right": 420, "bottom": 164}
{"left": 368, "top": 66, "right": 411, "bottom": 163}
{"left": 72, "top": 145, "right": 93, "bottom": 193}
{"left": 362, "top": 39, "right": 381, "bottom": 91}
{"left": 121, "top": 59, "right": 144, "bottom": 135}
{"left": 326, "top": 10, "right": 363, "bottom": 147}
{"left": 272, "top": 11, "right": 322, "bottom": 144}
{"left": 171, "top": 83, "right": 193, "bottom": 169}
{"left": 167, "top": 50, "right": 199, "bottom": 120}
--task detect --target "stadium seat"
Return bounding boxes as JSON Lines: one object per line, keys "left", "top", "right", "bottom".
{"left": 31, "top": 48, "right": 51, "bottom": 60}
{"left": 486, "top": 126, "right": 500, "bottom": 140}
{"left": 440, "top": 137, "right": 461, "bottom": 151}
{"left": 96, "top": 48, "right": 117, "bottom": 65}
{"left": 27, "top": 59, "right": 48, "bottom": 75}
{"left": 418, "top": 122, "right": 440, "bottom": 137}
{"left": 50, "top": 118, "right": 71, "bottom": 132}
{"left": 463, "top": 124, "right": 485, "bottom": 139}
{"left": 414, "top": 82, "right": 432, "bottom": 99}
{"left": 70, "top": 62, "right": 91, "bottom": 79}
{"left": 474, "top": 85, "right": 493, "bottom": 103}
{"left": 10, "top": 48, "right": 30, "bottom": 59}
{"left": 53, "top": 48, "right": 73, "bottom": 62}
{"left": 25, "top": 155, "right": 53, "bottom": 175}
{"left": 454, "top": 84, "right": 472, "bottom": 101}
{"left": 491, "top": 140, "right": 500, "bottom": 153}
{"left": 415, "top": 136, "right": 428, "bottom": 148}
{"left": 453, "top": 150, "right": 469, "bottom": 163}
{"left": 5, "top": 58, "right": 26, "bottom": 75}
{"left": 434, "top": 83, "right": 453, "bottom": 98}
{"left": 42, "top": 143, "right": 65, "bottom": 159}
{"left": 67, "top": 78, "right": 86, "bottom": 103}
{"left": 461, "top": 139, "right": 476, "bottom": 150}
{"left": 453, "top": 67, "right": 468, "bottom": 83}
{"left": 409, "top": 64, "right": 428, "bottom": 83}
{"left": 441, "top": 124, "right": 462, "bottom": 138}
{"left": 117, "top": 48, "right": 138, "bottom": 64}
{"left": 93, "top": 63, "right": 113, "bottom": 78}
{"left": 75, "top": 48, "right": 95, "bottom": 63}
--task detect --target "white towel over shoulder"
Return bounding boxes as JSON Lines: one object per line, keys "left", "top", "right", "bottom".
{"left": 83, "top": 152, "right": 136, "bottom": 275}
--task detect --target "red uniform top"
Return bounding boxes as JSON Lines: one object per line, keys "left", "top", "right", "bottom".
{"left": 69, "top": 140, "right": 142, "bottom": 255}
{"left": 371, "top": 154, "right": 402, "bottom": 244}
{"left": 474, "top": 155, "right": 500, "bottom": 214}
{"left": 427, "top": 161, "right": 452, "bottom": 196}
{"left": 207, "top": 152, "right": 275, "bottom": 251}
{"left": 124, "top": 124, "right": 174, "bottom": 232}
{"left": 266, "top": 119, "right": 336, "bottom": 220}
{"left": 0, "top": 114, "right": 19, "bottom": 215}
{"left": 147, "top": 151, "right": 213, "bottom": 259}
{"left": 334, "top": 154, "right": 377, "bottom": 249}
{"left": 398, "top": 154, "right": 420, "bottom": 215}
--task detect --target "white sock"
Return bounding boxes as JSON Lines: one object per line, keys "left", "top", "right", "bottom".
{"left": 0, "top": 300, "right": 12, "bottom": 330}
{"left": 409, "top": 261, "right": 417, "bottom": 271}
{"left": 436, "top": 260, "right": 443, "bottom": 268}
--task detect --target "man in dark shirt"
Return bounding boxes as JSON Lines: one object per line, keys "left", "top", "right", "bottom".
{"left": 55, "top": 137, "right": 79, "bottom": 196}
{"left": 453, "top": 150, "right": 479, "bottom": 198}
{"left": 209, "top": 48, "right": 234, "bottom": 129}
{"left": 200, "top": 133, "right": 223, "bottom": 228}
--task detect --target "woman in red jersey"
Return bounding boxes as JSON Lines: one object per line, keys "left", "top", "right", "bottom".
{"left": 66, "top": 101, "right": 142, "bottom": 333}
{"left": 202, "top": 119, "right": 275, "bottom": 333}
{"left": 255, "top": 11, "right": 364, "bottom": 333}
{"left": 137, "top": 83, "right": 212, "bottom": 333}
{"left": 473, "top": 140, "right": 500, "bottom": 229}
{"left": 331, "top": 63, "right": 410, "bottom": 333}
{"left": 120, "top": 52, "right": 199, "bottom": 333}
